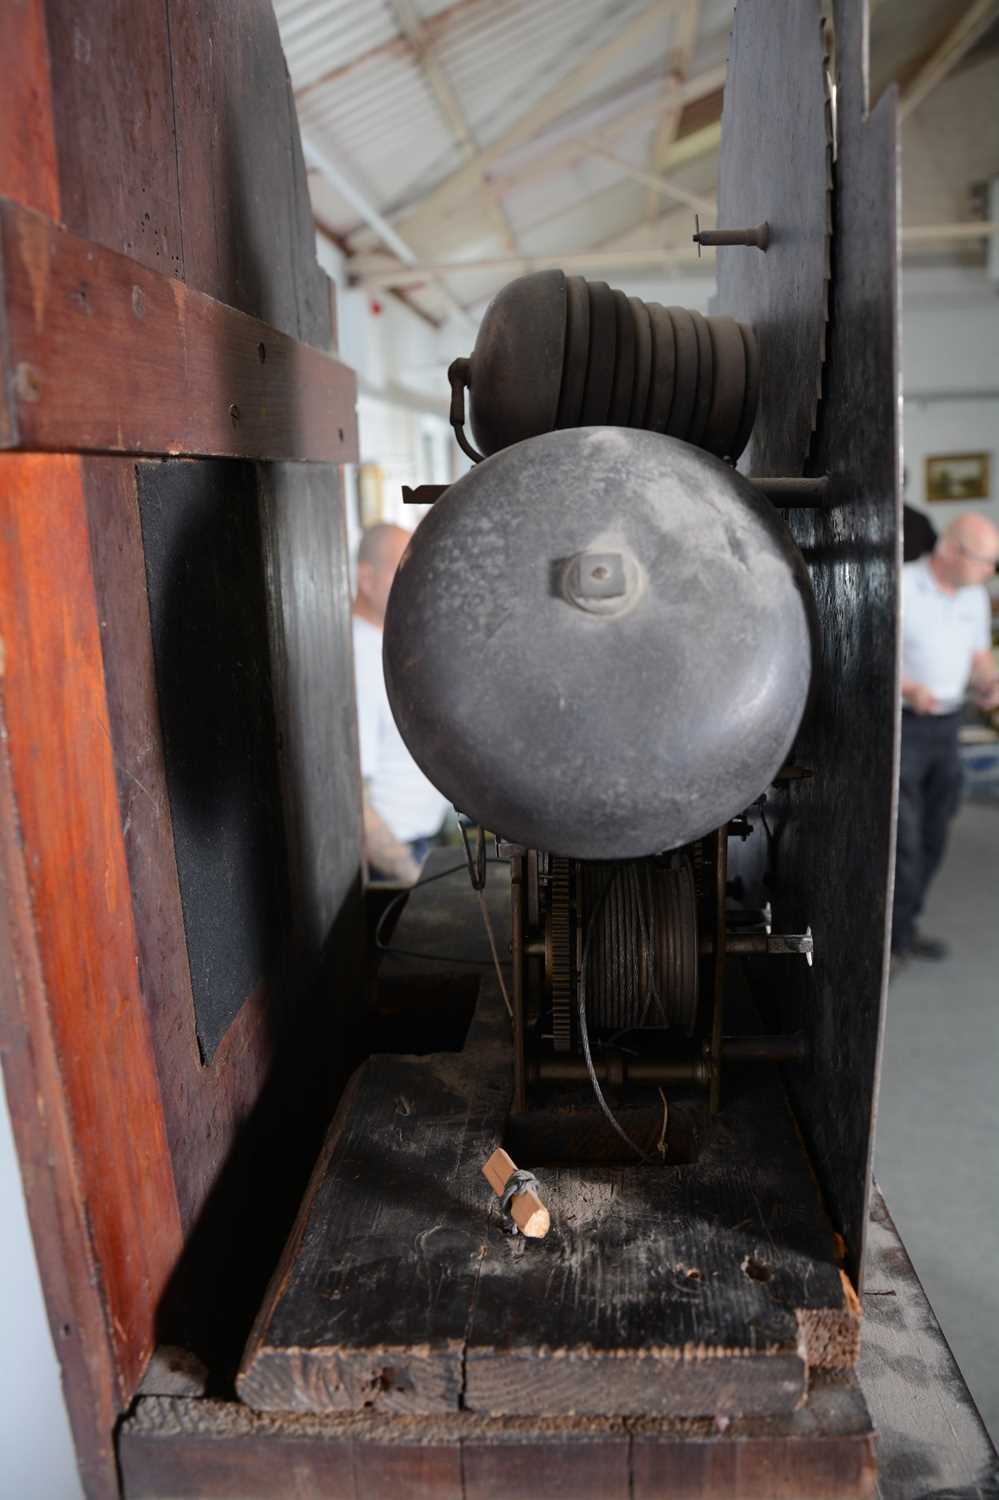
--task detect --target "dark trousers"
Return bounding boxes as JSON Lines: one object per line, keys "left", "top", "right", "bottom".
{"left": 892, "top": 710, "right": 962, "bottom": 952}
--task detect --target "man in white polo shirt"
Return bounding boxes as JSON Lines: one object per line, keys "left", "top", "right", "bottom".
{"left": 352, "top": 523, "right": 450, "bottom": 884}
{"left": 893, "top": 512, "right": 999, "bottom": 965}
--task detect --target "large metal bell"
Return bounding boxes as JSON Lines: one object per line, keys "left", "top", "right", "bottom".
{"left": 384, "top": 427, "right": 818, "bottom": 860}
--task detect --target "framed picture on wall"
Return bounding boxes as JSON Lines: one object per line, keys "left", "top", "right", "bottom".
{"left": 925, "top": 451, "right": 991, "bottom": 503}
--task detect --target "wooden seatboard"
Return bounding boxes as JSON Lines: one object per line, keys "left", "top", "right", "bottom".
{"left": 238, "top": 979, "right": 514, "bottom": 1415}
{"left": 0, "top": 198, "right": 358, "bottom": 462}
{"left": 240, "top": 862, "right": 857, "bottom": 1421}
{"left": 122, "top": 1191, "right": 998, "bottom": 1499}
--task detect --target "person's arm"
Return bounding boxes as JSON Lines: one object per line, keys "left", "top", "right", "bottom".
{"left": 362, "top": 791, "right": 421, "bottom": 884}
{"left": 969, "top": 590, "right": 999, "bottom": 709}
{"left": 970, "top": 648, "right": 999, "bottom": 710}
{"left": 900, "top": 678, "right": 938, "bottom": 714}
{"left": 353, "top": 624, "right": 418, "bottom": 880}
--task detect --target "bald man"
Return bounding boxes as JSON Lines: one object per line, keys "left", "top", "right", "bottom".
{"left": 352, "top": 523, "right": 449, "bottom": 883}
{"left": 893, "top": 512, "right": 999, "bottom": 966}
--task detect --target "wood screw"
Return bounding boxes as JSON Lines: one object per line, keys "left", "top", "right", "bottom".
{"left": 229, "top": 403, "right": 241, "bottom": 425}
{"left": 693, "top": 218, "right": 770, "bottom": 253}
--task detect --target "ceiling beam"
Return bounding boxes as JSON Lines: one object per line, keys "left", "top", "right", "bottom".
{"left": 349, "top": 242, "right": 704, "bottom": 290}
{"left": 588, "top": 147, "right": 715, "bottom": 216}
{"left": 303, "top": 134, "right": 476, "bottom": 328}
{"left": 349, "top": 221, "right": 999, "bottom": 291}
{"left": 387, "top": 0, "right": 518, "bottom": 253}
{"left": 900, "top": 0, "right": 999, "bottom": 121}
{"left": 313, "top": 216, "right": 444, "bottom": 330}
{"left": 482, "top": 64, "right": 726, "bottom": 196}
{"left": 375, "top": 0, "right": 695, "bottom": 247}
{"left": 644, "top": 0, "right": 701, "bottom": 217}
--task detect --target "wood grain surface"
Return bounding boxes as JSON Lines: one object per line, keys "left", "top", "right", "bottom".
{"left": 0, "top": 477, "right": 124, "bottom": 1500}
{"left": 0, "top": 198, "right": 358, "bottom": 462}
{"left": 119, "top": 1375, "right": 876, "bottom": 1500}
{"left": 0, "top": 6, "right": 124, "bottom": 1493}
{"left": 0, "top": 455, "right": 184, "bottom": 1406}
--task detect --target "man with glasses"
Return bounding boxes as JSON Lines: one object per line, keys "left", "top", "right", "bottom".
{"left": 893, "top": 512, "right": 999, "bottom": 969}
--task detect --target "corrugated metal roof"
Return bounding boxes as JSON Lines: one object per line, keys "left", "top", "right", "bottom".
{"left": 275, "top": 0, "right": 399, "bottom": 90}
{"left": 276, "top": 0, "right": 709, "bottom": 241}
{"left": 273, "top": 0, "right": 998, "bottom": 322}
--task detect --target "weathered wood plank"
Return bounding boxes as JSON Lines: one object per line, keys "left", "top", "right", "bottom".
{"left": 0, "top": 198, "right": 358, "bottom": 462}
{"left": 462, "top": 1433, "right": 630, "bottom": 1499}
{"left": 44, "top": 0, "right": 183, "bottom": 278}
{"left": 463, "top": 1074, "right": 852, "bottom": 1418}
{"left": 237, "top": 973, "right": 514, "bottom": 1414}
{"left": 166, "top": 0, "right": 305, "bottom": 342}
{"left": 631, "top": 1376, "right": 877, "bottom": 1498}
{"left": 239, "top": 860, "right": 857, "bottom": 1422}
{"left": 120, "top": 1195, "right": 994, "bottom": 1499}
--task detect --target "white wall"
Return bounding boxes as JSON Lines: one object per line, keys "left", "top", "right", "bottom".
{"left": 318, "top": 233, "right": 459, "bottom": 544}
{"left": 901, "top": 267, "right": 999, "bottom": 525}
{"left": 0, "top": 1073, "right": 83, "bottom": 1499}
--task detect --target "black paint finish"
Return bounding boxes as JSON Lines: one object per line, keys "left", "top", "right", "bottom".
{"left": 137, "top": 459, "right": 287, "bottom": 1061}
{"left": 718, "top": 1, "right": 900, "bottom": 1287}
{"left": 715, "top": 0, "right": 831, "bottom": 479}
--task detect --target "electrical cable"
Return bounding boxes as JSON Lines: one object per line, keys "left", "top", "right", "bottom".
{"left": 476, "top": 887, "right": 514, "bottom": 1020}
{"left": 374, "top": 858, "right": 508, "bottom": 966}
{"left": 576, "top": 865, "right": 651, "bottom": 1164}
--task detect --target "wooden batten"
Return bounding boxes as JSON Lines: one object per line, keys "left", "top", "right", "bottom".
{"left": 0, "top": 199, "right": 359, "bottom": 464}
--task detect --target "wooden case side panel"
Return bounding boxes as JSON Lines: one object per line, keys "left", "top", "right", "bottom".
{"left": 0, "top": 542, "right": 119, "bottom": 1500}
{"left": 43, "top": 0, "right": 183, "bottom": 278}
{"left": 0, "top": 455, "right": 184, "bottom": 1406}
{"left": 0, "top": 0, "right": 59, "bottom": 217}
{"left": 257, "top": 460, "right": 363, "bottom": 968}
{"left": 0, "top": 12, "right": 120, "bottom": 1496}
{"left": 759, "top": 2, "right": 900, "bottom": 1288}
